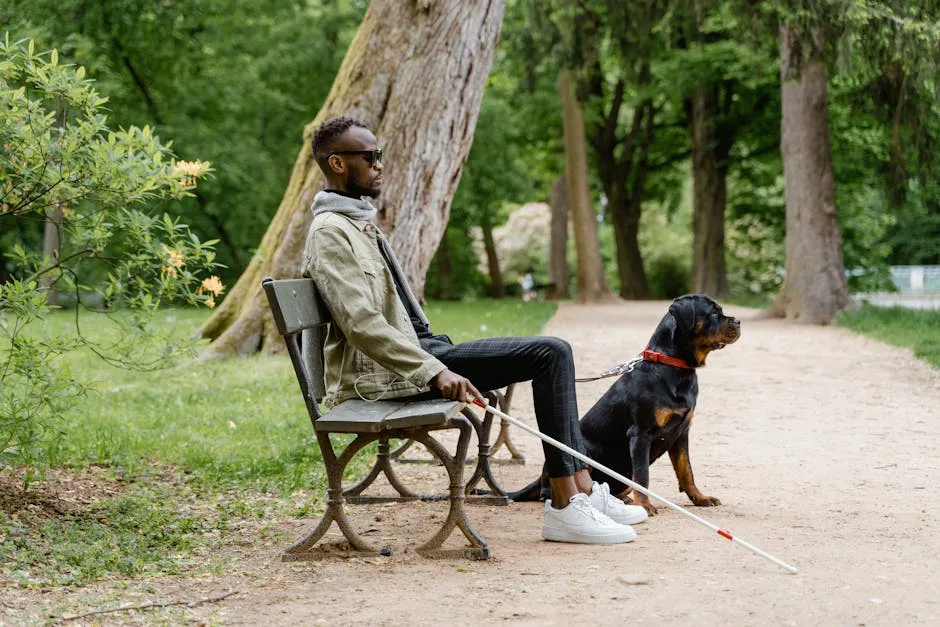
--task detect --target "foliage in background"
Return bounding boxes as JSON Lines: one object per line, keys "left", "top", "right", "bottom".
{"left": 0, "top": 0, "right": 367, "bottom": 285}
{"left": 473, "top": 202, "right": 551, "bottom": 291}
{"left": 7, "top": 0, "right": 937, "bottom": 304}
{"left": 0, "top": 39, "right": 218, "bottom": 472}
{"left": 427, "top": 81, "right": 535, "bottom": 299}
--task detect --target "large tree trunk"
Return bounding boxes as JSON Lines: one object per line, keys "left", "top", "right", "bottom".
{"left": 770, "top": 22, "right": 850, "bottom": 323}
{"left": 558, "top": 70, "right": 614, "bottom": 303}
{"left": 480, "top": 214, "right": 505, "bottom": 298}
{"left": 690, "top": 87, "right": 730, "bottom": 297}
{"left": 199, "top": 0, "right": 506, "bottom": 355}
{"left": 547, "top": 175, "right": 569, "bottom": 299}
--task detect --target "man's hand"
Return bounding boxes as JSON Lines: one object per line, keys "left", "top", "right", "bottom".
{"left": 431, "top": 369, "right": 483, "bottom": 404}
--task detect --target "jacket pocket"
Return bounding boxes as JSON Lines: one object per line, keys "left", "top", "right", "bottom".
{"left": 360, "top": 259, "right": 387, "bottom": 308}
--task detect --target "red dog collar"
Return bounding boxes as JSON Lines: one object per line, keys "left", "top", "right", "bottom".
{"left": 642, "top": 347, "right": 693, "bottom": 370}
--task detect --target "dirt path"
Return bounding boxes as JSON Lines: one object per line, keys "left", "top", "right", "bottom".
{"left": 6, "top": 301, "right": 940, "bottom": 625}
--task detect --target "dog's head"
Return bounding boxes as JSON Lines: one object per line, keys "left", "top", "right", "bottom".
{"left": 648, "top": 294, "right": 741, "bottom": 367}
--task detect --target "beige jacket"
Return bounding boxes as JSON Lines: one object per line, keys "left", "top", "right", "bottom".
{"left": 300, "top": 197, "right": 446, "bottom": 407}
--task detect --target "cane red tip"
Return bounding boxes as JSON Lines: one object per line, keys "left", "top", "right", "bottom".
{"left": 717, "top": 529, "right": 733, "bottom": 541}
{"left": 471, "top": 398, "right": 487, "bottom": 408}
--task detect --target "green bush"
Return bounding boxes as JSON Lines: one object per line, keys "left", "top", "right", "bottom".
{"left": 645, "top": 252, "right": 691, "bottom": 299}
{"left": 1, "top": 37, "right": 218, "bottom": 472}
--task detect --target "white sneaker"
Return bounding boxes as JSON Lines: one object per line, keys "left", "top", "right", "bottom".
{"left": 542, "top": 493, "right": 637, "bottom": 544}
{"left": 589, "top": 481, "right": 648, "bottom": 525}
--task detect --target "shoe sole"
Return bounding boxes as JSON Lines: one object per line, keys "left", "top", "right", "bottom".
{"left": 610, "top": 514, "right": 648, "bottom": 525}
{"left": 541, "top": 526, "right": 637, "bottom": 544}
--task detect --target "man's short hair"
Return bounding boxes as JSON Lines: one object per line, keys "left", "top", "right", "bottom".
{"left": 311, "top": 116, "right": 368, "bottom": 165}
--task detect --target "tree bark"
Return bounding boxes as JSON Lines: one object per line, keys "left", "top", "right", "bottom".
{"left": 770, "top": 22, "right": 850, "bottom": 324}
{"left": 557, "top": 70, "right": 614, "bottom": 303}
{"left": 547, "top": 175, "right": 569, "bottom": 299}
{"left": 690, "top": 87, "right": 730, "bottom": 297}
{"left": 590, "top": 76, "right": 654, "bottom": 300}
{"left": 480, "top": 214, "right": 505, "bottom": 298}
{"left": 199, "top": 0, "right": 506, "bottom": 355}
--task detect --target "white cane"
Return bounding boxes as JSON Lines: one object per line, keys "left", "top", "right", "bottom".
{"left": 472, "top": 398, "right": 798, "bottom": 574}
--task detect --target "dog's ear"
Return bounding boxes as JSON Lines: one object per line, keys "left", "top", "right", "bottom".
{"left": 668, "top": 297, "right": 697, "bottom": 337}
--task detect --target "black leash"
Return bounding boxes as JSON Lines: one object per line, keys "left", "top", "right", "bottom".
{"left": 574, "top": 356, "right": 642, "bottom": 383}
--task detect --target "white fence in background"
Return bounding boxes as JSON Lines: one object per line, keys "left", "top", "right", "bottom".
{"left": 888, "top": 266, "right": 940, "bottom": 293}
{"left": 856, "top": 265, "right": 940, "bottom": 310}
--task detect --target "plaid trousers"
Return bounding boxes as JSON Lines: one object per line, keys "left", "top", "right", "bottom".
{"left": 416, "top": 335, "right": 589, "bottom": 478}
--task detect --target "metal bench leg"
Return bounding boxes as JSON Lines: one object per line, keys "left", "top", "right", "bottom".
{"left": 344, "top": 437, "right": 420, "bottom": 504}
{"left": 283, "top": 432, "right": 380, "bottom": 560}
{"left": 462, "top": 399, "right": 510, "bottom": 504}
{"left": 413, "top": 417, "right": 489, "bottom": 560}
{"left": 489, "top": 384, "right": 526, "bottom": 465}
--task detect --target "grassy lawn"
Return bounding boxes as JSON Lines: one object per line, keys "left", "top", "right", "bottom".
{"left": 836, "top": 303, "right": 940, "bottom": 369}
{"left": 1, "top": 298, "right": 557, "bottom": 586}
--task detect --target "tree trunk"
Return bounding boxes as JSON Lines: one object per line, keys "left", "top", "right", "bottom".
{"left": 770, "top": 22, "right": 850, "bottom": 324}
{"left": 199, "top": 0, "right": 506, "bottom": 355}
{"left": 557, "top": 70, "right": 614, "bottom": 303}
{"left": 590, "top": 78, "right": 653, "bottom": 300}
{"left": 41, "top": 206, "right": 63, "bottom": 306}
{"left": 547, "top": 175, "right": 569, "bottom": 299}
{"left": 480, "top": 214, "right": 505, "bottom": 298}
{"left": 608, "top": 195, "right": 648, "bottom": 299}
{"left": 690, "top": 87, "right": 729, "bottom": 297}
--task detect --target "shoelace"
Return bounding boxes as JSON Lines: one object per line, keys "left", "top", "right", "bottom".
{"left": 592, "top": 483, "right": 615, "bottom": 513}
{"left": 571, "top": 494, "right": 614, "bottom": 524}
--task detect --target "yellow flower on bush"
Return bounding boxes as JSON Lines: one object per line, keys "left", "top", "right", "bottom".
{"left": 161, "top": 245, "right": 185, "bottom": 278}
{"left": 172, "top": 160, "right": 210, "bottom": 189}
{"left": 197, "top": 275, "right": 224, "bottom": 307}
{"left": 201, "top": 275, "right": 224, "bottom": 296}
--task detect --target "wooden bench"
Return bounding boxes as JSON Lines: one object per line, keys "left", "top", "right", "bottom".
{"left": 262, "top": 277, "right": 492, "bottom": 560}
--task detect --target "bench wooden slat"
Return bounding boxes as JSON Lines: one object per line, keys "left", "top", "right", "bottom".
{"left": 383, "top": 399, "right": 464, "bottom": 429}
{"left": 265, "top": 278, "right": 331, "bottom": 336}
{"left": 315, "top": 399, "right": 462, "bottom": 433}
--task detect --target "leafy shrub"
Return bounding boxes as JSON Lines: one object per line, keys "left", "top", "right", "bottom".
{"left": 1, "top": 37, "right": 218, "bottom": 472}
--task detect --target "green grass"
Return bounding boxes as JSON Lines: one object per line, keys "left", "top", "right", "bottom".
{"left": 1, "top": 298, "right": 557, "bottom": 587}
{"left": 836, "top": 303, "right": 940, "bottom": 369}
{"left": 2, "top": 486, "right": 207, "bottom": 587}
{"left": 424, "top": 299, "right": 558, "bottom": 342}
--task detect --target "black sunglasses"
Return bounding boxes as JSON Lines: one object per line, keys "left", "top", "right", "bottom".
{"left": 331, "top": 148, "right": 383, "bottom": 164}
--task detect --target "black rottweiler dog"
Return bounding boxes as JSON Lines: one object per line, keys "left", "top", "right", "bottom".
{"left": 511, "top": 294, "right": 741, "bottom": 514}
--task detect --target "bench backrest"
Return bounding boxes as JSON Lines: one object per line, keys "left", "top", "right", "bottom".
{"left": 261, "top": 277, "right": 330, "bottom": 421}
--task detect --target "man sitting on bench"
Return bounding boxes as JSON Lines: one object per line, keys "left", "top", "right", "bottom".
{"left": 301, "top": 116, "right": 646, "bottom": 545}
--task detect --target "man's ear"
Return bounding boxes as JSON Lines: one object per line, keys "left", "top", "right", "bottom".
{"left": 327, "top": 154, "right": 345, "bottom": 175}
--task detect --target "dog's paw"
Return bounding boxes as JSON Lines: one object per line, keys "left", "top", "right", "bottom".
{"left": 635, "top": 499, "right": 658, "bottom": 515}
{"left": 690, "top": 494, "right": 721, "bottom": 507}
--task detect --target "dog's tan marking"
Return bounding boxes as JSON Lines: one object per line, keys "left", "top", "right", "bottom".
{"left": 669, "top": 447, "right": 696, "bottom": 494}
{"left": 654, "top": 407, "right": 676, "bottom": 427}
